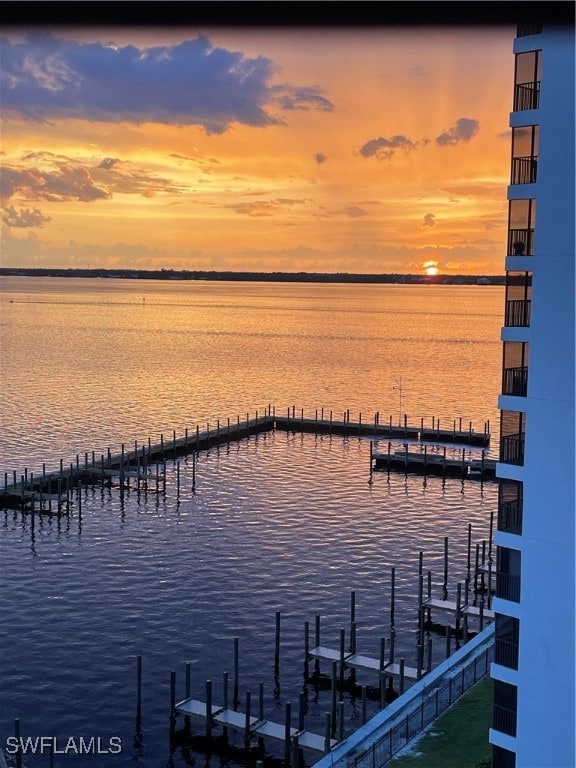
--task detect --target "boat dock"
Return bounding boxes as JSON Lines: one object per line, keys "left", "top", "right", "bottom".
{"left": 0, "top": 405, "right": 492, "bottom": 512}
{"left": 371, "top": 444, "right": 496, "bottom": 480}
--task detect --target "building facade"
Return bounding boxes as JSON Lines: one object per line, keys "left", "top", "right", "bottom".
{"left": 490, "top": 23, "right": 575, "bottom": 768}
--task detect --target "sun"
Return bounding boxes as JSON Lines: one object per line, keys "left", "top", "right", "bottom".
{"left": 423, "top": 260, "right": 439, "bottom": 276}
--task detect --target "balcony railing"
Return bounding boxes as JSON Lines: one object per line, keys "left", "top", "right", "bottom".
{"left": 505, "top": 299, "right": 531, "bottom": 327}
{"left": 511, "top": 156, "right": 538, "bottom": 185}
{"left": 496, "top": 571, "right": 521, "bottom": 603}
{"left": 514, "top": 81, "right": 541, "bottom": 111}
{"left": 495, "top": 637, "right": 520, "bottom": 669}
{"left": 508, "top": 228, "right": 534, "bottom": 256}
{"left": 498, "top": 499, "right": 523, "bottom": 535}
{"left": 493, "top": 704, "right": 518, "bottom": 737}
{"left": 503, "top": 367, "right": 528, "bottom": 397}
{"left": 500, "top": 432, "right": 525, "bottom": 465}
{"left": 517, "top": 23, "right": 543, "bottom": 37}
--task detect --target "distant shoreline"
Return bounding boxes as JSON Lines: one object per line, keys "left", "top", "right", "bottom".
{"left": 0, "top": 268, "right": 505, "bottom": 286}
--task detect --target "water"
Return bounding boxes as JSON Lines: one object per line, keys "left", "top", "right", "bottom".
{"left": 0, "top": 278, "right": 503, "bottom": 766}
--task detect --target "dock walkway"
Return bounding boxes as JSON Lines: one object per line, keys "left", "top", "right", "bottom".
{"left": 1, "top": 406, "right": 492, "bottom": 511}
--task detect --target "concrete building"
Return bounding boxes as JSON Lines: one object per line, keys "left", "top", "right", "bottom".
{"left": 490, "top": 22, "right": 575, "bottom": 768}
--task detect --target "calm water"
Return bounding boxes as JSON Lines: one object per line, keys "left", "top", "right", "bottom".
{"left": 0, "top": 278, "right": 503, "bottom": 767}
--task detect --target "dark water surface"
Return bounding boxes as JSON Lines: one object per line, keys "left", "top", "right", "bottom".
{"left": 0, "top": 278, "right": 502, "bottom": 766}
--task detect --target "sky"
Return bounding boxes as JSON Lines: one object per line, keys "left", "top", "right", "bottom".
{"left": 0, "top": 25, "right": 516, "bottom": 274}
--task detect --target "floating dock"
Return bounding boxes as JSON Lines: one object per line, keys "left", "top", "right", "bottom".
{"left": 371, "top": 445, "right": 496, "bottom": 480}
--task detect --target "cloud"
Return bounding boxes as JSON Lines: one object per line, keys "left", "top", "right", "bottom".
{"left": 2, "top": 152, "right": 185, "bottom": 204}
{"left": 359, "top": 135, "right": 417, "bottom": 160}
{"left": 0, "top": 33, "right": 333, "bottom": 133}
{"left": 0, "top": 164, "right": 110, "bottom": 203}
{"left": 422, "top": 213, "right": 436, "bottom": 228}
{"left": 226, "top": 198, "right": 308, "bottom": 217}
{"left": 1, "top": 205, "right": 51, "bottom": 228}
{"left": 273, "top": 85, "right": 333, "bottom": 112}
{"left": 343, "top": 206, "right": 368, "bottom": 218}
{"left": 435, "top": 118, "right": 479, "bottom": 146}
{"left": 98, "top": 157, "right": 120, "bottom": 169}
{"left": 440, "top": 183, "right": 506, "bottom": 200}
{"left": 315, "top": 153, "right": 328, "bottom": 165}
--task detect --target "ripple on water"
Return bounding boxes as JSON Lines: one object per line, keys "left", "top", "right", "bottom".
{"left": 0, "top": 432, "right": 496, "bottom": 767}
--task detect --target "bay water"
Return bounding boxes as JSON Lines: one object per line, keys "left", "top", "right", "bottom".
{"left": 0, "top": 277, "right": 503, "bottom": 767}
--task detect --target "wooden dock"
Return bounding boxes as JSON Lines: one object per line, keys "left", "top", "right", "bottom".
{"left": 371, "top": 445, "right": 496, "bottom": 480}
{"left": 0, "top": 405, "right": 492, "bottom": 512}
{"left": 173, "top": 697, "right": 336, "bottom": 755}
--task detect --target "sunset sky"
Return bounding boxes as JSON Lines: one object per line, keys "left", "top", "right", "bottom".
{"left": 1, "top": 24, "right": 516, "bottom": 274}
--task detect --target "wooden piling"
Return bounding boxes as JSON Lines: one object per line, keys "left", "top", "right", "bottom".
{"left": 284, "top": 701, "right": 292, "bottom": 759}
{"left": 275, "top": 610, "right": 281, "bottom": 671}
{"left": 337, "top": 701, "right": 345, "bottom": 742}
{"left": 331, "top": 662, "right": 337, "bottom": 734}
{"left": 136, "top": 655, "right": 142, "bottom": 716}
{"left": 324, "top": 713, "right": 332, "bottom": 752}
{"left": 443, "top": 536, "right": 449, "bottom": 601}
{"left": 304, "top": 621, "right": 309, "bottom": 679}
{"left": 339, "top": 629, "right": 346, "bottom": 683}
{"left": 245, "top": 691, "right": 252, "bottom": 747}
{"left": 362, "top": 686, "right": 367, "bottom": 724}
{"left": 349, "top": 591, "right": 356, "bottom": 650}
{"left": 233, "top": 637, "right": 239, "bottom": 708}
{"left": 170, "top": 671, "right": 176, "bottom": 711}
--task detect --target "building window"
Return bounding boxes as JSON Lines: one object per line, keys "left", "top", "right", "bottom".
{"left": 514, "top": 50, "right": 541, "bottom": 111}
{"left": 500, "top": 410, "right": 526, "bottom": 465}
{"left": 511, "top": 125, "right": 539, "bottom": 184}
{"left": 493, "top": 680, "right": 518, "bottom": 737}
{"left": 508, "top": 199, "right": 536, "bottom": 256}
{"left": 496, "top": 546, "right": 521, "bottom": 603}
{"left": 498, "top": 480, "right": 523, "bottom": 534}
{"left": 493, "top": 744, "right": 517, "bottom": 768}
{"left": 502, "top": 341, "right": 529, "bottom": 396}
{"left": 505, "top": 271, "right": 531, "bottom": 326}
{"left": 495, "top": 613, "right": 520, "bottom": 669}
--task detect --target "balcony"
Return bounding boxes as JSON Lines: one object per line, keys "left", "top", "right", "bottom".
{"left": 500, "top": 433, "right": 525, "bottom": 465}
{"left": 511, "top": 156, "right": 537, "bottom": 185}
{"left": 496, "top": 572, "right": 521, "bottom": 602}
{"left": 505, "top": 299, "right": 531, "bottom": 327}
{"left": 508, "top": 228, "right": 534, "bottom": 257}
{"left": 517, "top": 23, "right": 543, "bottom": 37}
{"left": 498, "top": 499, "right": 523, "bottom": 535}
{"left": 495, "top": 636, "right": 520, "bottom": 670}
{"left": 493, "top": 704, "right": 518, "bottom": 737}
{"left": 502, "top": 367, "right": 528, "bottom": 397}
{"left": 514, "top": 81, "right": 541, "bottom": 111}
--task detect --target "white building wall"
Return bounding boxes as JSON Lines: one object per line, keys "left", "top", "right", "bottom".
{"left": 492, "top": 25, "right": 575, "bottom": 768}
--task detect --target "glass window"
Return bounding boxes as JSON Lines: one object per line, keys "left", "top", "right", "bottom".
{"left": 493, "top": 744, "right": 517, "bottom": 768}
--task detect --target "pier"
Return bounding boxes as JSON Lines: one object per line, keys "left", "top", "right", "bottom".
{"left": 371, "top": 444, "right": 496, "bottom": 481}
{"left": 0, "top": 405, "right": 492, "bottom": 512}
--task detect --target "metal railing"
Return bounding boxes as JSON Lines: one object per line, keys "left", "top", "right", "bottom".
{"left": 500, "top": 433, "right": 525, "bottom": 465}
{"left": 514, "top": 81, "right": 541, "bottom": 111}
{"left": 495, "top": 637, "right": 519, "bottom": 670}
{"left": 502, "top": 367, "right": 528, "bottom": 397}
{"left": 511, "top": 156, "right": 538, "bottom": 185}
{"left": 348, "top": 645, "right": 494, "bottom": 768}
{"left": 493, "top": 704, "right": 517, "bottom": 737}
{"left": 498, "top": 499, "right": 523, "bottom": 535}
{"left": 517, "top": 23, "right": 543, "bottom": 37}
{"left": 508, "top": 228, "right": 534, "bottom": 256}
{"left": 505, "top": 299, "right": 531, "bottom": 327}
{"left": 495, "top": 572, "right": 521, "bottom": 603}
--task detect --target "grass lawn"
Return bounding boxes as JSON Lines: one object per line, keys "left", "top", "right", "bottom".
{"left": 386, "top": 677, "right": 493, "bottom": 768}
